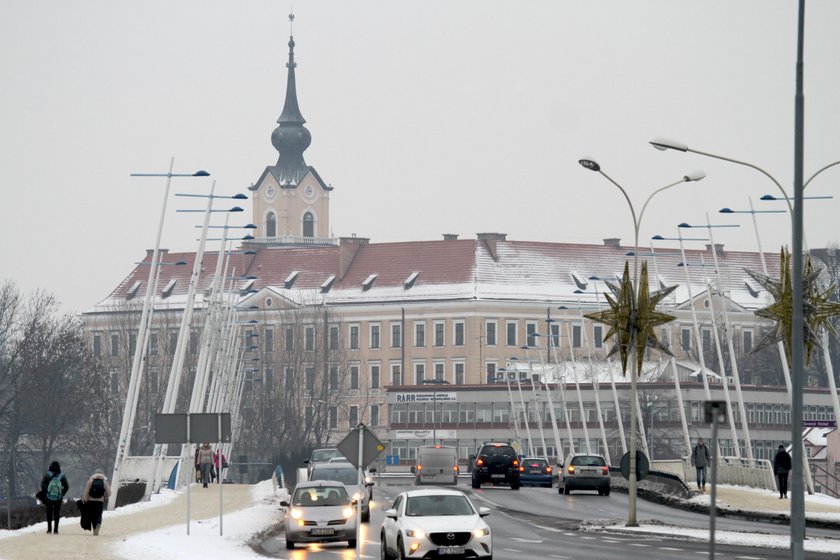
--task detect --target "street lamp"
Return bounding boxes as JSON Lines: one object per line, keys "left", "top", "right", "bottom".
{"left": 421, "top": 378, "right": 450, "bottom": 444}
{"left": 577, "top": 157, "right": 705, "bottom": 527}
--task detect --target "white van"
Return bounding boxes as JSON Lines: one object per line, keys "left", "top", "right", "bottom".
{"left": 414, "top": 445, "right": 459, "bottom": 485}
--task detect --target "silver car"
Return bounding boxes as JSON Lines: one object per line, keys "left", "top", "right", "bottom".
{"left": 558, "top": 452, "right": 611, "bottom": 496}
{"left": 280, "top": 481, "right": 357, "bottom": 549}
{"left": 309, "top": 462, "right": 374, "bottom": 522}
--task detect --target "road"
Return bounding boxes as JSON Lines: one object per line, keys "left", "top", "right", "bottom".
{"left": 260, "top": 478, "right": 839, "bottom": 560}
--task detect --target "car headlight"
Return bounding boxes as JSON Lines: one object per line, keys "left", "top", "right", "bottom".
{"left": 343, "top": 507, "right": 354, "bottom": 518}
{"left": 405, "top": 528, "right": 426, "bottom": 539}
{"left": 290, "top": 508, "right": 303, "bottom": 520}
{"left": 352, "top": 491, "right": 362, "bottom": 501}
{"left": 473, "top": 527, "right": 490, "bottom": 537}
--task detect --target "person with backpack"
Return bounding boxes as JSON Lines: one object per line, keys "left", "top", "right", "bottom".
{"left": 773, "top": 444, "right": 793, "bottom": 499}
{"left": 40, "top": 461, "right": 69, "bottom": 534}
{"left": 82, "top": 469, "right": 112, "bottom": 536}
{"left": 691, "top": 438, "right": 710, "bottom": 492}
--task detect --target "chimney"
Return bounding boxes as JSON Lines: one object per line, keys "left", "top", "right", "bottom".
{"left": 603, "top": 238, "right": 621, "bottom": 249}
{"left": 443, "top": 234, "right": 459, "bottom": 241}
{"left": 706, "top": 243, "right": 725, "bottom": 257}
{"left": 145, "top": 248, "right": 169, "bottom": 260}
{"left": 477, "top": 233, "right": 507, "bottom": 261}
{"left": 339, "top": 235, "right": 369, "bottom": 279}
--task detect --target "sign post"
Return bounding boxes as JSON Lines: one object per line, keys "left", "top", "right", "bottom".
{"left": 704, "top": 400, "right": 726, "bottom": 560}
{"left": 337, "top": 424, "right": 385, "bottom": 560}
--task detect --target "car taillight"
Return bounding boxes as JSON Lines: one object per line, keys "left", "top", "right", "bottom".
{"left": 476, "top": 458, "right": 484, "bottom": 466}
{"left": 416, "top": 465, "right": 423, "bottom": 471}
{"left": 546, "top": 466, "right": 552, "bottom": 474}
{"left": 568, "top": 465, "right": 575, "bottom": 474}
{"left": 513, "top": 459, "right": 519, "bottom": 467}
{"left": 602, "top": 466, "right": 609, "bottom": 475}
{"left": 453, "top": 465, "right": 459, "bottom": 472}
{"left": 519, "top": 466, "right": 524, "bottom": 472}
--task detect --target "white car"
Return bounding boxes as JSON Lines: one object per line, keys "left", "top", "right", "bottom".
{"left": 380, "top": 488, "right": 492, "bottom": 560}
{"left": 309, "top": 462, "right": 374, "bottom": 522}
{"left": 280, "top": 481, "right": 357, "bottom": 549}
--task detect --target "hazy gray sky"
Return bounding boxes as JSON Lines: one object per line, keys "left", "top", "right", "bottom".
{"left": 2, "top": 1, "right": 839, "bottom": 315}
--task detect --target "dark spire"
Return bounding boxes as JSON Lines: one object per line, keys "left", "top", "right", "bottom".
{"left": 270, "top": 12, "right": 311, "bottom": 185}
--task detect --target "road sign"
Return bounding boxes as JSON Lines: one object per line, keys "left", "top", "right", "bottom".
{"left": 510, "top": 440, "right": 522, "bottom": 453}
{"left": 620, "top": 451, "right": 650, "bottom": 481}
{"left": 337, "top": 424, "right": 385, "bottom": 468}
{"left": 154, "top": 412, "right": 232, "bottom": 443}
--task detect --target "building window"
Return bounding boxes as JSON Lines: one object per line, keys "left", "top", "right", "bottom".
{"left": 702, "top": 329, "right": 712, "bottom": 352}
{"left": 350, "top": 365, "right": 360, "bottom": 390}
{"left": 370, "top": 364, "right": 380, "bottom": 389}
{"left": 592, "top": 325, "right": 602, "bottom": 349}
{"left": 110, "top": 334, "right": 120, "bottom": 357}
{"left": 434, "top": 362, "right": 445, "bottom": 381}
{"left": 266, "top": 211, "right": 276, "bottom": 237}
{"left": 93, "top": 334, "right": 101, "bottom": 357}
{"left": 328, "top": 406, "right": 337, "bottom": 429}
{"left": 169, "top": 331, "right": 178, "bottom": 353}
{"left": 391, "top": 322, "right": 402, "bottom": 348}
{"left": 550, "top": 323, "right": 560, "bottom": 349}
{"left": 526, "top": 322, "right": 538, "bottom": 347}
{"left": 414, "top": 322, "right": 425, "bottom": 347}
{"left": 303, "top": 212, "right": 314, "bottom": 238}
{"left": 129, "top": 332, "right": 137, "bottom": 355}
{"left": 485, "top": 362, "right": 497, "bottom": 384}
{"left": 414, "top": 362, "right": 425, "bottom": 384}
{"left": 305, "top": 366, "right": 315, "bottom": 390}
{"left": 329, "top": 366, "right": 339, "bottom": 391}
{"left": 454, "top": 362, "right": 465, "bottom": 385}
{"left": 149, "top": 332, "right": 159, "bottom": 356}
{"left": 329, "top": 325, "right": 339, "bottom": 350}
{"left": 572, "top": 325, "right": 582, "bottom": 348}
{"left": 454, "top": 321, "right": 465, "bottom": 346}
{"left": 681, "top": 328, "right": 691, "bottom": 352}
{"left": 743, "top": 330, "right": 753, "bottom": 354}
{"left": 305, "top": 326, "right": 315, "bottom": 351}
{"left": 506, "top": 322, "right": 517, "bottom": 346}
{"left": 434, "top": 322, "right": 445, "bottom": 347}
{"left": 370, "top": 324, "right": 380, "bottom": 349}
{"left": 264, "top": 328, "right": 274, "bottom": 353}
{"left": 285, "top": 327, "right": 294, "bottom": 351}
{"left": 349, "top": 406, "right": 358, "bottom": 427}
{"left": 391, "top": 363, "right": 402, "bottom": 386}
{"left": 485, "top": 321, "right": 497, "bottom": 346}
{"left": 370, "top": 405, "right": 380, "bottom": 427}
{"left": 349, "top": 324, "right": 360, "bottom": 350}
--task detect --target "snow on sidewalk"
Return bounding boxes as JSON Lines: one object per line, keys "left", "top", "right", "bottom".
{"left": 0, "top": 481, "right": 282, "bottom": 560}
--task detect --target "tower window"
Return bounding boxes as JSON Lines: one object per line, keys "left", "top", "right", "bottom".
{"left": 266, "top": 212, "right": 277, "bottom": 237}
{"left": 303, "top": 212, "right": 314, "bottom": 237}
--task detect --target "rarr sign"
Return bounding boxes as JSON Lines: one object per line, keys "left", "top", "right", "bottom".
{"left": 394, "top": 392, "right": 457, "bottom": 403}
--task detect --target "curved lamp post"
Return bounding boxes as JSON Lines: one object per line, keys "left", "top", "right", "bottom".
{"left": 577, "top": 157, "right": 705, "bottom": 527}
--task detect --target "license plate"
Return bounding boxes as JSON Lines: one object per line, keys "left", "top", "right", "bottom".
{"left": 529, "top": 469, "right": 542, "bottom": 473}
{"left": 311, "top": 528, "right": 335, "bottom": 536}
{"left": 491, "top": 474, "right": 505, "bottom": 479}
{"left": 437, "top": 546, "right": 465, "bottom": 555}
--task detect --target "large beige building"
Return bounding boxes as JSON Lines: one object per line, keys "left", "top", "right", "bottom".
{"left": 82, "top": 26, "right": 838, "bottom": 474}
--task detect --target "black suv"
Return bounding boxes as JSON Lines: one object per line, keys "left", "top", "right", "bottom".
{"left": 470, "top": 442, "right": 520, "bottom": 489}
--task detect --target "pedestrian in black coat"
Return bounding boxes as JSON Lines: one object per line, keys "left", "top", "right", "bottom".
{"left": 773, "top": 444, "right": 792, "bottom": 499}
{"left": 40, "top": 461, "right": 69, "bottom": 534}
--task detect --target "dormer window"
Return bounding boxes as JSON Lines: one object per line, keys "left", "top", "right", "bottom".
{"left": 126, "top": 281, "right": 142, "bottom": 300}
{"left": 404, "top": 272, "right": 420, "bottom": 290}
{"left": 320, "top": 274, "right": 336, "bottom": 293}
{"left": 162, "top": 279, "right": 177, "bottom": 298}
{"left": 284, "top": 271, "right": 300, "bottom": 289}
{"left": 362, "top": 274, "right": 377, "bottom": 291}
{"left": 744, "top": 279, "right": 760, "bottom": 298}
{"left": 570, "top": 271, "right": 588, "bottom": 291}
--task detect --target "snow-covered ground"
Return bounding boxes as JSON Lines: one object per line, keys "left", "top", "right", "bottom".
{"left": 585, "top": 484, "right": 840, "bottom": 555}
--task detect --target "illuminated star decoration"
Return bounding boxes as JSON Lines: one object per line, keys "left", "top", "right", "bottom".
{"left": 745, "top": 248, "right": 840, "bottom": 367}
{"left": 584, "top": 260, "right": 678, "bottom": 376}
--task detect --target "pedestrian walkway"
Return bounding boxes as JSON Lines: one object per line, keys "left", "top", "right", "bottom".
{"left": 694, "top": 484, "right": 840, "bottom": 520}
{"left": 0, "top": 483, "right": 257, "bottom": 560}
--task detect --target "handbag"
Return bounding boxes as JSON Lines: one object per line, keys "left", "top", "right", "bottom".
{"left": 36, "top": 490, "right": 47, "bottom": 504}
{"left": 222, "top": 459, "right": 229, "bottom": 469}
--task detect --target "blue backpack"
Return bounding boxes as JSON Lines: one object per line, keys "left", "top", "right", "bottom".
{"left": 46, "top": 473, "right": 64, "bottom": 501}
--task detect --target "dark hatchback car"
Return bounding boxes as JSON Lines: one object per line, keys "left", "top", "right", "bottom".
{"left": 470, "top": 442, "right": 520, "bottom": 490}
{"left": 518, "top": 457, "right": 553, "bottom": 488}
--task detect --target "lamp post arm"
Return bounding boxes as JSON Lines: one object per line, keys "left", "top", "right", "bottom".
{"left": 598, "top": 170, "right": 639, "bottom": 239}
{"left": 687, "top": 147, "right": 792, "bottom": 214}
{"left": 804, "top": 160, "right": 840, "bottom": 190}
{"left": 638, "top": 178, "right": 688, "bottom": 231}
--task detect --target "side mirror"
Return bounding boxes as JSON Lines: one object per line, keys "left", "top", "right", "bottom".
{"left": 385, "top": 508, "right": 398, "bottom": 519}
{"left": 478, "top": 507, "right": 491, "bottom": 517}
{"left": 280, "top": 500, "right": 289, "bottom": 507}
{"left": 369, "top": 468, "right": 377, "bottom": 474}
{"left": 303, "top": 459, "right": 310, "bottom": 464}
{"left": 366, "top": 481, "right": 375, "bottom": 487}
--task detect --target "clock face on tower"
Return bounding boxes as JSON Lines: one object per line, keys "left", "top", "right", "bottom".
{"left": 302, "top": 184, "right": 316, "bottom": 202}
{"left": 265, "top": 184, "right": 276, "bottom": 201}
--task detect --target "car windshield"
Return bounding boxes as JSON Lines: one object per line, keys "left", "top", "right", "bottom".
{"left": 406, "top": 494, "right": 474, "bottom": 517}
{"left": 311, "top": 449, "right": 343, "bottom": 462}
{"left": 292, "top": 486, "right": 349, "bottom": 507}
{"left": 481, "top": 446, "right": 515, "bottom": 458}
{"left": 570, "top": 455, "right": 606, "bottom": 467}
{"left": 310, "top": 467, "right": 359, "bottom": 485}
{"left": 524, "top": 459, "right": 548, "bottom": 468}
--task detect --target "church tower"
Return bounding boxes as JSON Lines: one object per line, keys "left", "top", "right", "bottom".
{"left": 249, "top": 14, "right": 333, "bottom": 245}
